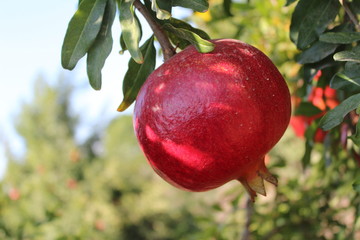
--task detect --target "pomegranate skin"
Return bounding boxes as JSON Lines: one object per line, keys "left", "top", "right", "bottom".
{"left": 134, "top": 39, "right": 291, "bottom": 199}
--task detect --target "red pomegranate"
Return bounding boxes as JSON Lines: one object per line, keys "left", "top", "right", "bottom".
{"left": 133, "top": 39, "right": 291, "bottom": 201}
{"left": 290, "top": 84, "right": 339, "bottom": 143}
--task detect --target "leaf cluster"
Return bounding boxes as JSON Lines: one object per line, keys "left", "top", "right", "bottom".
{"left": 62, "top": 0, "right": 213, "bottom": 111}
{"left": 288, "top": 0, "right": 360, "bottom": 167}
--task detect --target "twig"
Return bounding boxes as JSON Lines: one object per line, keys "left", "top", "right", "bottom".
{"left": 241, "top": 196, "right": 253, "bottom": 240}
{"left": 340, "top": 0, "right": 360, "bottom": 32}
{"left": 133, "top": 0, "right": 175, "bottom": 61}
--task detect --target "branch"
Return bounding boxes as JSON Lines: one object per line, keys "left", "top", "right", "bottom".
{"left": 133, "top": 0, "right": 175, "bottom": 61}
{"left": 340, "top": 0, "right": 360, "bottom": 32}
{"left": 241, "top": 196, "right": 254, "bottom": 240}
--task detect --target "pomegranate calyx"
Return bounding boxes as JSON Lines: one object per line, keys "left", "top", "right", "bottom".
{"left": 258, "top": 163, "right": 278, "bottom": 186}
{"left": 238, "top": 162, "right": 278, "bottom": 202}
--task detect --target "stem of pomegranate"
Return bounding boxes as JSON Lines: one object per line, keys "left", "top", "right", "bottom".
{"left": 133, "top": 0, "right": 176, "bottom": 61}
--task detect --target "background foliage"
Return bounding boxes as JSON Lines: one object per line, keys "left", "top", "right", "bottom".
{"left": 1, "top": 0, "right": 360, "bottom": 239}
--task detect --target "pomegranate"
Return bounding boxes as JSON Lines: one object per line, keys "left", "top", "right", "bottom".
{"left": 290, "top": 84, "right": 339, "bottom": 143}
{"left": 133, "top": 39, "right": 291, "bottom": 201}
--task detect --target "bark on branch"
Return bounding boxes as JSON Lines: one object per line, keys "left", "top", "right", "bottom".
{"left": 133, "top": 0, "right": 175, "bottom": 61}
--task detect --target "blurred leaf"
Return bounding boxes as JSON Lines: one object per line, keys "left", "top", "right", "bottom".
{"left": 349, "top": 120, "right": 360, "bottom": 147}
{"left": 334, "top": 46, "right": 360, "bottom": 63}
{"left": 296, "top": 41, "right": 338, "bottom": 64}
{"left": 320, "top": 32, "right": 360, "bottom": 44}
{"left": 302, "top": 140, "right": 313, "bottom": 168}
{"left": 172, "top": 0, "right": 209, "bottom": 12}
{"left": 163, "top": 24, "right": 214, "bottom": 53}
{"left": 290, "top": 0, "right": 340, "bottom": 49}
{"left": 212, "top": 203, "right": 222, "bottom": 211}
{"left": 302, "top": 122, "right": 318, "bottom": 168}
{"left": 353, "top": 177, "right": 360, "bottom": 192}
{"left": 87, "top": 0, "right": 117, "bottom": 90}
{"left": 231, "top": 196, "right": 241, "bottom": 208}
{"left": 118, "top": 36, "right": 156, "bottom": 111}
{"left": 119, "top": 0, "right": 143, "bottom": 63}
{"left": 350, "top": 0, "right": 360, "bottom": 14}
{"left": 223, "top": 0, "right": 233, "bottom": 16}
{"left": 285, "top": 0, "right": 298, "bottom": 6}
{"left": 152, "top": 0, "right": 171, "bottom": 20}
{"left": 319, "top": 93, "right": 360, "bottom": 130}
{"left": 294, "top": 102, "right": 323, "bottom": 116}
{"left": 62, "top": 0, "right": 108, "bottom": 70}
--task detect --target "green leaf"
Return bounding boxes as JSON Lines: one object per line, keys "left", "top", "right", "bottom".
{"left": 163, "top": 24, "right": 214, "bottom": 53}
{"left": 290, "top": 0, "right": 340, "bottom": 50}
{"left": 152, "top": 0, "right": 171, "bottom": 20}
{"left": 86, "top": 0, "right": 116, "bottom": 90}
{"left": 320, "top": 32, "right": 360, "bottom": 44}
{"left": 319, "top": 93, "right": 360, "bottom": 130}
{"left": 119, "top": 0, "right": 143, "bottom": 63}
{"left": 350, "top": 0, "right": 360, "bottom": 14}
{"left": 157, "top": 0, "right": 171, "bottom": 13}
{"left": 166, "top": 32, "right": 190, "bottom": 50}
{"left": 212, "top": 203, "right": 222, "bottom": 211}
{"left": 302, "top": 122, "right": 318, "bottom": 168}
{"left": 172, "top": 0, "right": 209, "bottom": 12}
{"left": 331, "top": 73, "right": 360, "bottom": 91}
{"left": 62, "top": 0, "right": 108, "bottom": 70}
{"left": 165, "top": 18, "right": 211, "bottom": 50}
{"left": 302, "top": 59, "right": 337, "bottom": 83}
{"left": 169, "top": 18, "right": 211, "bottom": 40}
{"left": 285, "top": 0, "right": 298, "bottom": 6}
{"left": 119, "top": 12, "right": 142, "bottom": 55}
{"left": 118, "top": 36, "right": 156, "bottom": 111}
{"left": 302, "top": 140, "right": 313, "bottom": 168}
{"left": 334, "top": 46, "right": 360, "bottom": 63}
{"left": 223, "top": 0, "right": 233, "bottom": 17}
{"left": 290, "top": 0, "right": 314, "bottom": 45}
{"left": 349, "top": 119, "right": 360, "bottom": 147}
{"left": 119, "top": 33, "right": 127, "bottom": 54}
{"left": 296, "top": 41, "right": 338, "bottom": 64}
{"left": 330, "top": 62, "right": 360, "bottom": 91}
{"left": 294, "top": 102, "right": 323, "bottom": 117}
{"left": 353, "top": 178, "right": 360, "bottom": 193}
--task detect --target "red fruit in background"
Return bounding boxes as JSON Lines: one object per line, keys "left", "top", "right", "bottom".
{"left": 8, "top": 188, "right": 20, "bottom": 201}
{"left": 308, "top": 86, "right": 338, "bottom": 111}
{"left": 290, "top": 115, "right": 308, "bottom": 138}
{"left": 66, "top": 179, "right": 77, "bottom": 189}
{"left": 134, "top": 39, "right": 291, "bottom": 201}
{"left": 290, "top": 78, "right": 339, "bottom": 143}
{"left": 94, "top": 220, "right": 106, "bottom": 231}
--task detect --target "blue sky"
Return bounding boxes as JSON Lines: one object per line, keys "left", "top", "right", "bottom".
{"left": 0, "top": 0, "right": 189, "bottom": 177}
